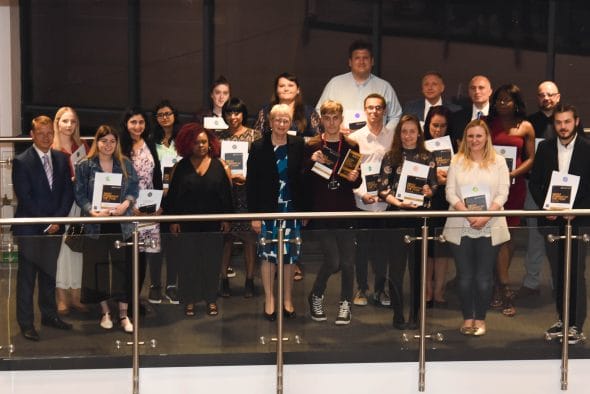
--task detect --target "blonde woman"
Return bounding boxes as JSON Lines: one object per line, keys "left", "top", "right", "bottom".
{"left": 53, "top": 107, "right": 89, "bottom": 314}
{"left": 443, "top": 119, "right": 510, "bottom": 336}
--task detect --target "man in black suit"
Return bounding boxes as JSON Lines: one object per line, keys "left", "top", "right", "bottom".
{"left": 529, "top": 104, "right": 590, "bottom": 344}
{"left": 12, "top": 115, "right": 74, "bottom": 341}
{"left": 403, "top": 71, "right": 460, "bottom": 123}
{"left": 449, "top": 75, "right": 493, "bottom": 145}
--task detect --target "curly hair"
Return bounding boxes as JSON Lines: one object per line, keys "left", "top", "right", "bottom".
{"left": 174, "top": 122, "right": 220, "bottom": 159}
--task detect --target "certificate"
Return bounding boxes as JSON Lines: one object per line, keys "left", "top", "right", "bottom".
{"left": 203, "top": 116, "right": 228, "bottom": 130}
{"left": 493, "top": 145, "right": 517, "bottom": 172}
{"left": 344, "top": 110, "right": 366, "bottom": 131}
{"left": 69, "top": 144, "right": 86, "bottom": 169}
{"left": 461, "top": 184, "right": 490, "bottom": 211}
{"left": 395, "top": 160, "right": 430, "bottom": 206}
{"left": 311, "top": 146, "right": 340, "bottom": 180}
{"left": 137, "top": 189, "right": 163, "bottom": 213}
{"left": 543, "top": 171, "right": 580, "bottom": 210}
{"left": 535, "top": 138, "right": 544, "bottom": 152}
{"left": 92, "top": 172, "right": 123, "bottom": 210}
{"left": 161, "top": 155, "right": 181, "bottom": 188}
{"left": 359, "top": 162, "right": 380, "bottom": 196}
{"left": 337, "top": 149, "right": 362, "bottom": 177}
{"left": 221, "top": 140, "right": 249, "bottom": 176}
{"left": 424, "top": 135, "right": 454, "bottom": 170}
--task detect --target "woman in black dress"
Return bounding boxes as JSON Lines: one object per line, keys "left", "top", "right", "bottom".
{"left": 165, "top": 123, "right": 232, "bottom": 317}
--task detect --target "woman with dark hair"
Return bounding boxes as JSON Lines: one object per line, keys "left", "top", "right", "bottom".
{"left": 487, "top": 84, "right": 535, "bottom": 317}
{"left": 165, "top": 123, "right": 233, "bottom": 317}
{"left": 423, "top": 105, "right": 454, "bottom": 307}
{"left": 194, "top": 75, "right": 231, "bottom": 122}
{"left": 74, "top": 125, "right": 139, "bottom": 332}
{"left": 254, "top": 72, "right": 320, "bottom": 138}
{"left": 120, "top": 108, "right": 164, "bottom": 304}
{"left": 377, "top": 114, "right": 438, "bottom": 330}
{"left": 247, "top": 104, "right": 305, "bottom": 321}
{"left": 152, "top": 100, "right": 183, "bottom": 303}
{"left": 217, "top": 98, "right": 262, "bottom": 298}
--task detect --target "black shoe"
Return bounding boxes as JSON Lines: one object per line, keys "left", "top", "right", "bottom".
{"left": 426, "top": 300, "right": 434, "bottom": 309}
{"left": 244, "top": 278, "right": 255, "bottom": 298}
{"left": 148, "top": 286, "right": 162, "bottom": 304}
{"left": 406, "top": 319, "right": 418, "bottom": 330}
{"left": 41, "top": 316, "right": 72, "bottom": 330}
{"left": 219, "top": 278, "right": 231, "bottom": 297}
{"left": 263, "top": 310, "right": 277, "bottom": 321}
{"left": 22, "top": 327, "right": 40, "bottom": 341}
{"left": 393, "top": 317, "right": 406, "bottom": 330}
{"left": 165, "top": 286, "right": 180, "bottom": 304}
{"left": 283, "top": 308, "right": 296, "bottom": 319}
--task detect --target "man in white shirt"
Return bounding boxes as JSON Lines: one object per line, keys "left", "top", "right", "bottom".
{"left": 403, "top": 71, "right": 460, "bottom": 123}
{"left": 316, "top": 40, "right": 402, "bottom": 132}
{"left": 450, "top": 75, "right": 493, "bottom": 144}
{"left": 348, "top": 94, "right": 394, "bottom": 307}
{"left": 529, "top": 104, "right": 590, "bottom": 344}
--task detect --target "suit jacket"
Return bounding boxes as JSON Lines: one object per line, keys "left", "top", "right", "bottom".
{"left": 12, "top": 146, "right": 74, "bottom": 236}
{"left": 529, "top": 135, "right": 590, "bottom": 227}
{"left": 246, "top": 133, "right": 305, "bottom": 213}
{"left": 403, "top": 98, "right": 461, "bottom": 122}
{"left": 449, "top": 107, "right": 473, "bottom": 145}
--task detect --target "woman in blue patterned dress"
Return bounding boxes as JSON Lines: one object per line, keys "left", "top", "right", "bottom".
{"left": 247, "top": 104, "right": 305, "bottom": 321}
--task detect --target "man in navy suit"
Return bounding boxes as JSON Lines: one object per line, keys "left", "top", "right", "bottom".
{"left": 529, "top": 104, "right": 590, "bottom": 344}
{"left": 12, "top": 115, "right": 74, "bottom": 341}
{"left": 402, "top": 71, "right": 460, "bottom": 123}
{"left": 449, "top": 75, "right": 493, "bottom": 145}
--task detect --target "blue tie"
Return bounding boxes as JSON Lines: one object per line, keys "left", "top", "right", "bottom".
{"left": 476, "top": 111, "right": 483, "bottom": 120}
{"left": 42, "top": 154, "right": 53, "bottom": 190}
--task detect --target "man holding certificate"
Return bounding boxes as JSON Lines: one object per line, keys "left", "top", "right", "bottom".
{"left": 377, "top": 114, "right": 438, "bottom": 330}
{"left": 529, "top": 104, "right": 590, "bottom": 344}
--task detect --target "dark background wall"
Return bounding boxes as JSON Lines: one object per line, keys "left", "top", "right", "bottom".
{"left": 21, "top": 0, "right": 590, "bottom": 134}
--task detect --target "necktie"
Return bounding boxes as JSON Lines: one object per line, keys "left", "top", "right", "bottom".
{"left": 476, "top": 111, "right": 483, "bottom": 120}
{"left": 42, "top": 154, "right": 53, "bottom": 190}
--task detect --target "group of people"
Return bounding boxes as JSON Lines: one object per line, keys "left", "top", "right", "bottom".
{"left": 11, "top": 40, "right": 589, "bottom": 345}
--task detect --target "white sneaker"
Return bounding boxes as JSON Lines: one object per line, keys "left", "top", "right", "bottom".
{"left": 120, "top": 316, "right": 133, "bottom": 333}
{"left": 335, "top": 301, "right": 351, "bottom": 325}
{"left": 100, "top": 312, "right": 113, "bottom": 330}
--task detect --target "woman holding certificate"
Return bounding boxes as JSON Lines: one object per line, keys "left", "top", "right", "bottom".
{"left": 53, "top": 106, "right": 90, "bottom": 315}
{"left": 377, "top": 114, "right": 438, "bottom": 330}
{"left": 74, "top": 125, "right": 139, "bottom": 332}
{"left": 443, "top": 119, "right": 510, "bottom": 336}
{"left": 487, "top": 84, "right": 535, "bottom": 317}
{"left": 165, "top": 123, "right": 232, "bottom": 317}
{"left": 120, "top": 108, "right": 164, "bottom": 304}
{"left": 217, "top": 98, "right": 262, "bottom": 298}
{"left": 247, "top": 104, "right": 304, "bottom": 321}
{"left": 304, "top": 100, "right": 361, "bottom": 325}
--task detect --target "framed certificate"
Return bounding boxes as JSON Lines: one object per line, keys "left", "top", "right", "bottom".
{"left": 343, "top": 110, "right": 367, "bottom": 131}
{"left": 461, "top": 184, "right": 490, "bottom": 211}
{"left": 69, "top": 144, "right": 87, "bottom": 169}
{"left": 203, "top": 116, "right": 228, "bottom": 130}
{"left": 424, "top": 135, "right": 454, "bottom": 170}
{"left": 493, "top": 145, "right": 517, "bottom": 172}
{"left": 92, "top": 172, "right": 123, "bottom": 210}
{"left": 221, "top": 140, "right": 249, "bottom": 176}
{"left": 137, "top": 189, "right": 163, "bottom": 213}
{"left": 337, "top": 149, "right": 362, "bottom": 177}
{"left": 359, "top": 162, "right": 380, "bottom": 196}
{"left": 395, "top": 160, "right": 430, "bottom": 206}
{"left": 161, "top": 155, "right": 181, "bottom": 188}
{"left": 543, "top": 171, "right": 580, "bottom": 210}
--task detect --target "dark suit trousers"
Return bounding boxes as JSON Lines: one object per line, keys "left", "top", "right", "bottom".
{"left": 545, "top": 222, "right": 587, "bottom": 330}
{"left": 17, "top": 235, "right": 61, "bottom": 329}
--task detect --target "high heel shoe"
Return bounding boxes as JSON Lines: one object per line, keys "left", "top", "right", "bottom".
{"left": 283, "top": 308, "right": 296, "bottom": 319}
{"left": 263, "top": 310, "right": 277, "bottom": 321}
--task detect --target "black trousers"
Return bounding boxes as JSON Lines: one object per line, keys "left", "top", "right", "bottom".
{"left": 16, "top": 235, "right": 61, "bottom": 329}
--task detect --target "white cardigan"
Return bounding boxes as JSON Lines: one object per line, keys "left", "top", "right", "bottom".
{"left": 442, "top": 154, "right": 511, "bottom": 246}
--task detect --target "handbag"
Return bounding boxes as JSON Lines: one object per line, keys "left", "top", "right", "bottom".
{"left": 64, "top": 223, "right": 85, "bottom": 252}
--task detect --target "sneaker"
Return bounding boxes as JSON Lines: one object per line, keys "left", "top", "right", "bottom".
{"left": 148, "top": 285, "right": 162, "bottom": 304}
{"left": 567, "top": 326, "right": 585, "bottom": 345}
{"left": 226, "top": 266, "right": 236, "bottom": 278}
{"left": 372, "top": 290, "right": 391, "bottom": 307}
{"left": 352, "top": 289, "right": 368, "bottom": 306}
{"left": 308, "top": 293, "right": 327, "bottom": 321}
{"left": 545, "top": 320, "right": 563, "bottom": 339}
{"left": 165, "top": 286, "right": 180, "bottom": 305}
{"left": 100, "top": 312, "right": 113, "bottom": 330}
{"left": 120, "top": 316, "right": 133, "bottom": 333}
{"left": 335, "top": 301, "right": 351, "bottom": 325}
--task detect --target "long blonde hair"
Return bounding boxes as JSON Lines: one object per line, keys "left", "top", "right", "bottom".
{"left": 455, "top": 119, "right": 497, "bottom": 169}
{"left": 87, "top": 125, "right": 129, "bottom": 178}
{"left": 52, "top": 107, "right": 82, "bottom": 150}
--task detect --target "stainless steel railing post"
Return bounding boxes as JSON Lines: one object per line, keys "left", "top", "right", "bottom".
{"left": 132, "top": 222, "right": 140, "bottom": 394}
{"left": 418, "top": 219, "right": 428, "bottom": 392}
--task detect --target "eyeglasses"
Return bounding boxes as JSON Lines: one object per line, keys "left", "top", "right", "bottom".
{"left": 365, "top": 105, "right": 383, "bottom": 112}
{"left": 156, "top": 111, "right": 174, "bottom": 119}
{"left": 537, "top": 92, "right": 559, "bottom": 99}
{"left": 496, "top": 98, "right": 514, "bottom": 105}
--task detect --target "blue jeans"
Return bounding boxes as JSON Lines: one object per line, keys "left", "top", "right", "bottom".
{"left": 450, "top": 237, "right": 499, "bottom": 320}
{"left": 523, "top": 180, "right": 547, "bottom": 289}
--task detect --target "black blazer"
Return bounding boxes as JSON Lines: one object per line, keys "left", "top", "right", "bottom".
{"left": 449, "top": 107, "right": 473, "bottom": 145}
{"left": 529, "top": 136, "right": 590, "bottom": 226}
{"left": 403, "top": 98, "right": 461, "bottom": 122}
{"left": 11, "top": 146, "right": 74, "bottom": 236}
{"left": 246, "top": 133, "right": 305, "bottom": 213}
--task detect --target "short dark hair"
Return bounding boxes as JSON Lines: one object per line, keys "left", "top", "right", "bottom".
{"left": 348, "top": 40, "right": 372, "bottom": 58}
{"left": 363, "top": 93, "right": 386, "bottom": 109}
{"left": 553, "top": 103, "right": 578, "bottom": 119}
{"left": 222, "top": 97, "right": 248, "bottom": 122}
{"left": 422, "top": 71, "right": 444, "bottom": 82}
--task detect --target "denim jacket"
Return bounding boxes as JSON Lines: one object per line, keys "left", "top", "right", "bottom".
{"left": 74, "top": 156, "right": 139, "bottom": 239}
